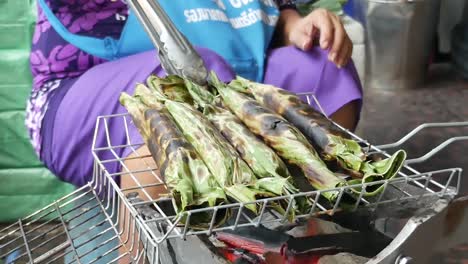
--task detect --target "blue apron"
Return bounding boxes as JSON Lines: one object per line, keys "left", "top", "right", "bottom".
{"left": 37, "top": 0, "right": 280, "bottom": 82}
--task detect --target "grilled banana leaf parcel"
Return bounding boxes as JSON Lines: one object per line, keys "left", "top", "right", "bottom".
{"left": 185, "top": 80, "right": 292, "bottom": 186}
{"left": 210, "top": 73, "right": 346, "bottom": 201}
{"left": 136, "top": 85, "right": 287, "bottom": 214}
{"left": 146, "top": 75, "right": 194, "bottom": 105}
{"left": 229, "top": 76, "right": 406, "bottom": 185}
{"left": 347, "top": 150, "right": 407, "bottom": 196}
{"left": 229, "top": 77, "right": 365, "bottom": 174}
{"left": 120, "top": 92, "right": 228, "bottom": 227}
{"left": 185, "top": 80, "right": 311, "bottom": 214}
{"left": 147, "top": 74, "right": 218, "bottom": 107}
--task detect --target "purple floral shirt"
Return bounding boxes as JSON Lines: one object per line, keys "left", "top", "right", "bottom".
{"left": 26, "top": 0, "right": 128, "bottom": 155}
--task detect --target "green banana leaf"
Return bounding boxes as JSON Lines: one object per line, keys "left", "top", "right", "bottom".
{"left": 347, "top": 150, "right": 407, "bottom": 196}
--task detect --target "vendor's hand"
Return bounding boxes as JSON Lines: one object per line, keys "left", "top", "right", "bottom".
{"left": 288, "top": 9, "right": 353, "bottom": 68}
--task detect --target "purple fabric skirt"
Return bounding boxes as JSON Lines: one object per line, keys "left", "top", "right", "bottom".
{"left": 41, "top": 46, "right": 362, "bottom": 187}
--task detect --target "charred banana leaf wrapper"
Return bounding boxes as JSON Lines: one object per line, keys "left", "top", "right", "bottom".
{"left": 140, "top": 85, "right": 287, "bottom": 214}
{"left": 211, "top": 73, "right": 345, "bottom": 201}
{"left": 146, "top": 75, "right": 194, "bottom": 105}
{"left": 347, "top": 150, "right": 407, "bottom": 196}
{"left": 147, "top": 74, "right": 220, "bottom": 107}
{"left": 120, "top": 91, "right": 229, "bottom": 228}
{"left": 186, "top": 80, "right": 311, "bottom": 215}
{"left": 229, "top": 77, "right": 365, "bottom": 175}
{"left": 186, "top": 80, "right": 291, "bottom": 187}
{"left": 229, "top": 77, "right": 407, "bottom": 195}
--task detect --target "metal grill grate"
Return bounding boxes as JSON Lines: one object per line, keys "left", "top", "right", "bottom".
{"left": 91, "top": 93, "right": 462, "bottom": 244}
{"left": 1, "top": 93, "right": 465, "bottom": 264}
{"left": 0, "top": 165, "right": 154, "bottom": 264}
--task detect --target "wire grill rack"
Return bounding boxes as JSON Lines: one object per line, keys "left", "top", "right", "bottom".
{"left": 0, "top": 163, "right": 154, "bottom": 264}
{"left": 1, "top": 93, "right": 465, "bottom": 264}
{"left": 91, "top": 93, "right": 463, "bottom": 242}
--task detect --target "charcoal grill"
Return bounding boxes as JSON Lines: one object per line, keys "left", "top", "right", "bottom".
{"left": 1, "top": 91, "right": 466, "bottom": 264}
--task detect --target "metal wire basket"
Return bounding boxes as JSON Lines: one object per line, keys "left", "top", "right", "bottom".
{"left": 89, "top": 93, "right": 462, "bottom": 262}
{"left": 1, "top": 93, "right": 465, "bottom": 264}
{"left": 0, "top": 162, "right": 154, "bottom": 264}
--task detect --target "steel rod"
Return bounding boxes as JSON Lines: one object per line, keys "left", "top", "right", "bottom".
{"left": 55, "top": 203, "right": 83, "bottom": 264}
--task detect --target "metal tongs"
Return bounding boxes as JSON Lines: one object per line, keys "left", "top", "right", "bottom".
{"left": 127, "top": 0, "right": 208, "bottom": 85}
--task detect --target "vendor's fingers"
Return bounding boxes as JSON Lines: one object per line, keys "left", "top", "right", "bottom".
{"left": 289, "top": 22, "right": 316, "bottom": 50}
{"left": 307, "top": 9, "right": 334, "bottom": 49}
{"left": 289, "top": 30, "right": 307, "bottom": 50}
{"left": 305, "top": 23, "right": 317, "bottom": 38}
{"left": 337, "top": 37, "right": 353, "bottom": 67}
{"left": 302, "top": 26, "right": 318, "bottom": 50}
{"left": 328, "top": 14, "right": 347, "bottom": 64}
{"left": 335, "top": 40, "right": 348, "bottom": 68}
{"left": 345, "top": 40, "right": 354, "bottom": 66}
{"left": 302, "top": 38, "right": 313, "bottom": 50}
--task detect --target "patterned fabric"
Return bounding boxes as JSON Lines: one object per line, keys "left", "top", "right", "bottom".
{"left": 26, "top": 0, "right": 128, "bottom": 155}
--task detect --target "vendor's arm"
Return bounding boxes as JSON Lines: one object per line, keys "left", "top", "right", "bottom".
{"left": 275, "top": 4, "right": 353, "bottom": 68}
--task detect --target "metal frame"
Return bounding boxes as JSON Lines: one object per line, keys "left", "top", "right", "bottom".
{"left": 1, "top": 93, "right": 465, "bottom": 264}
{"left": 91, "top": 93, "right": 462, "bottom": 253}
{"left": 0, "top": 162, "right": 153, "bottom": 264}
{"left": 375, "top": 121, "right": 468, "bottom": 164}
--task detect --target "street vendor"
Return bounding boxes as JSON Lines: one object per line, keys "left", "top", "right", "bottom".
{"left": 26, "top": 0, "right": 363, "bottom": 188}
